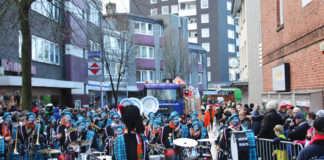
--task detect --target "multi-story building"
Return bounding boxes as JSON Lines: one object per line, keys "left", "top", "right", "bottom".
{"left": 102, "top": 10, "right": 207, "bottom": 104}
{"left": 128, "top": 0, "right": 240, "bottom": 89}
{"left": 260, "top": 0, "right": 324, "bottom": 111}
{"left": 231, "top": 0, "right": 263, "bottom": 105}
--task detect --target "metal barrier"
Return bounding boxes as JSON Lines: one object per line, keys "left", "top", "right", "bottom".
{"left": 256, "top": 138, "right": 304, "bottom": 160}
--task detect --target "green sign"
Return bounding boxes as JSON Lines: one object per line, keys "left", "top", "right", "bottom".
{"left": 43, "top": 95, "right": 51, "bottom": 105}
{"left": 234, "top": 89, "right": 242, "bottom": 102}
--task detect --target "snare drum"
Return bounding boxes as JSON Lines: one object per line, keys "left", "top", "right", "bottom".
{"left": 187, "top": 148, "right": 198, "bottom": 160}
{"left": 58, "top": 154, "right": 73, "bottom": 160}
{"left": 149, "top": 155, "right": 165, "bottom": 160}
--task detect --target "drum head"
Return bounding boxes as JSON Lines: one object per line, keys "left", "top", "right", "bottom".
{"left": 96, "top": 155, "right": 112, "bottom": 160}
{"left": 231, "top": 133, "right": 238, "bottom": 160}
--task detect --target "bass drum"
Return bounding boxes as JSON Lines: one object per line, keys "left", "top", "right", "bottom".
{"left": 164, "top": 149, "right": 177, "bottom": 160}
{"left": 230, "top": 131, "right": 249, "bottom": 160}
{"left": 58, "top": 154, "right": 73, "bottom": 160}
{"left": 149, "top": 155, "right": 165, "bottom": 160}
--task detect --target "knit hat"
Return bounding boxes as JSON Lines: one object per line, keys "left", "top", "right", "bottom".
{"left": 111, "top": 112, "right": 120, "bottom": 118}
{"left": 26, "top": 112, "right": 35, "bottom": 119}
{"left": 315, "top": 110, "right": 324, "bottom": 118}
{"left": 192, "top": 121, "right": 200, "bottom": 127}
{"left": 169, "top": 111, "right": 179, "bottom": 121}
{"left": 48, "top": 116, "right": 56, "bottom": 122}
{"left": 313, "top": 117, "right": 324, "bottom": 132}
{"left": 153, "top": 119, "right": 162, "bottom": 126}
{"left": 294, "top": 113, "right": 305, "bottom": 120}
{"left": 227, "top": 114, "right": 239, "bottom": 122}
{"left": 190, "top": 111, "right": 198, "bottom": 118}
{"left": 75, "top": 118, "right": 84, "bottom": 126}
{"left": 61, "top": 110, "right": 73, "bottom": 117}
{"left": 91, "top": 113, "right": 99, "bottom": 119}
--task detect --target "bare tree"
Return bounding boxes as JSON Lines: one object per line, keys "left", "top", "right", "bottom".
{"left": 102, "top": 14, "right": 135, "bottom": 107}
{"left": 161, "top": 27, "right": 189, "bottom": 80}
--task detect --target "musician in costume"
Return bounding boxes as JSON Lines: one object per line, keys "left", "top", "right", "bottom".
{"left": 57, "top": 111, "right": 73, "bottom": 152}
{"left": 113, "top": 105, "right": 148, "bottom": 160}
{"left": 161, "top": 111, "right": 189, "bottom": 149}
{"left": 46, "top": 116, "right": 59, "bottom": 150}
{"left": 68, "top": 118, "right": 98, "bottom": 154}
{"left": 0, "top": 112, "right": 14, "bottom": 159}
{"left": 148, "top": 119, "right": 162, "bottom": 144}
{"left": 190, "top": 122, "right": 203, "bottom": 140}
{"left": 218, "top": 114, "right": 246, "bottom": 160}
{"left": 17, "top": 112, "right": 37, "bottom": 160}
{"left": 85, "top": 110, "right": 92, "bottom": 119}
{"left": 98, "top": 110, "right": 108, "bottom": 128}
{"left": 145, "top": 112, "right": 155, "bottom": 126}
{"left": 34, "top": 115, "right": 46, "bottom": 160}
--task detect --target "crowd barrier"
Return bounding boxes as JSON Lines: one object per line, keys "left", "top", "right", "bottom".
{"left": 255, "top": 138, "right": 304, "bottom": 160}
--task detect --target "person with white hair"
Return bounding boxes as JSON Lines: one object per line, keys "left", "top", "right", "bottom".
{"left": 256, "top": 101, "right": 283, "bottom": 139}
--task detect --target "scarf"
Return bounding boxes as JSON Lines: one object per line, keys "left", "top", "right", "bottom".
{"left": 124, "top": 129, "right": 144, "bottom": 160}
{"left": 308, "top": 135, "right": 324, "bottom": 145}
{"left": 62, "top": 119, "right": 71, "bottom": 128}
{"left": 26, "top": 123, "right": 35, "bottom": 132}
{"left": 191, "top": 129, "right": 200, "bottom": 137}
{"left": 2, "top": 123, "right": 11, "bottom": 137}
{"left": 169, "top": 122, "right": 180, "bottom": 131}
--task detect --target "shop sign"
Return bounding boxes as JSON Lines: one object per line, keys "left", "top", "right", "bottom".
{"left": 272, "top": 63, "right": 290, "bottom": 91}
{"left": 1, "top": 59, "right": 36, "bottom": 74}
{"left": 88, "top": 51, "right": 101, "bottom": 58}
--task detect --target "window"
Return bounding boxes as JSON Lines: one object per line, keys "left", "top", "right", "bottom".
{"left": 161, "top": 0, "right": 168, "bottom": 1}
{"left": 207, "top": 72, "right": 211, "bottom": 81}
{"left": 227, "top": 15, "right": 234, "bottom": 25}
{"left": 31, "top": 0, "right": 60, "bottom": 22}
{"left": 134, "top": 21, "right": 154, "bottom": 35}
{"left": 136, "top": 70, "right": 155, "bottom": 82}
{"left": 198, "top": 73, "right": 203, "bottom": 84}
{"left": 201, "top": 0, "right": 209, "bottom": 9}
{"left": 171, "top": 5, "right": 179, "bottom": 14}
{"left": 89, "top": 40, "right": 101, "bottom": 52}
{"left": 188, "top": 17, "right": 196, "bottom": 24}
{"left": 228, "top": 30, "right": 234, "bottom": 39}
{"left": 189, "top": 31, "right": 197, "bottom": 38}
{"left": 65, "top": 1, "right": 85, "bottom": 20}
{"left": 207, "top": 57, "right": 210, "bottom": 67}
{"left": 103, "top": 35, "right": 123, "bottom": 52}
{"left": 162, "top": 6, "right": 169, "bottom": 14}
{"left": 19, "top": 32, "right": 60, "bottom": 65}
{"left": 150, "top": 0, "right": 157, "bottom": 4}
{"left": 202, "top": 43, "right": 210, "bottom": 52}
{"left": 201, "top": 14, "right": 209, "bottom": 23}
{"left": 302, "top": 0, "right": 312, "bottom": 7}
{"left": 181, "top": 3, "right": 196, "bottom": 10}
{"left": 151, "top": 8, "right": 158, "bottom": 16}
{"left": 136, "top": 46, "right": 154, "bottom": 59}
{"left": 198, "top": 54, "right": 202, "bottom": 64}
{"left": 227, "top": 1, "right": 232, "bottom": 11}
{"left": 201, "top": 28, "right": 209, "bottom": 38}
{"left": 228, "top": 43, "right": 235, "bottom": 53}
{"left": 89, "top": 4, "right": 100, "bottom": 26}
{"left": 276, "top": 0, "right": 284, "bottom": 27}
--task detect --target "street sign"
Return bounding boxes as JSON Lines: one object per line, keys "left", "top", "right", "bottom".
{"left": 88, "top": 62, "right": 101, "bottom": 75}
{"left": 88, "top": 51, "right": 101, "bottom": 58}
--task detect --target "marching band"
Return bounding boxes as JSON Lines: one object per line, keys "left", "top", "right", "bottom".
{"left": 0, "top": 102, "right": 215, "bottom": 160}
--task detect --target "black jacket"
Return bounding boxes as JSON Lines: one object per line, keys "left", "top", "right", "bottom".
{"left": 287, "top": 120, "right": 310, "bottom": 141}
{"left": 298, "top": 137, "right": 324, "bottom": 160}
{"left": 257, "top": 109, "right": 283, "bottom": 139}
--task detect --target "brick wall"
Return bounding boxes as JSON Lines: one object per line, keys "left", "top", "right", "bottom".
{"left": 261, "top": 0, "right": 324, "bottom": 93}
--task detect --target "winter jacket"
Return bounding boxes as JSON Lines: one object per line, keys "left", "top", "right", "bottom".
{"left": 297, "top": 135, "right": 324, "bottom": 160}
{"left": 241, "top": 118, "right": 251, "bottom": 130}
{"left": 278, "top": 110, "right": 288, "bottom": 121}
{"left": 257, "top": 109, "right": 283, "bottom": 139}
{"left": 287, "top": 120, "right": 310, "bottom": 141}
{"left": 204, "top": 109, "right": 215, "bottom": 127}
{"left": 252, "top": 116, "right": 262, "bottom": 135}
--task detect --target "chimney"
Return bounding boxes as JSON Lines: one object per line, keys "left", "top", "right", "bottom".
{"left": 106, "top": 3, "right": 116, "bottom": 14}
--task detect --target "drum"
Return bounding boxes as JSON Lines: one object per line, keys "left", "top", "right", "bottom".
{"left": 149, "top": 155, "right": 166, "bottom": 160}
{"left": 187, "top": 148, "right": 198, "bottom": 160}
{"left": 58, "top": 154, "right": 73, "bottom": 160}
{"left": 47, "top": 159, "right": 58, "bottom": 160}
{"left": 96, "top": 155, "right": 112, "bottom": 160}
{"left": 230, "top": 131, "right": 249, "bottom": 160}
{"left": 80, "top": 153, "right": 89, "bottom": 160}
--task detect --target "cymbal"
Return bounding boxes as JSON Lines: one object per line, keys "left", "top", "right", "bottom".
{"left": 38, "top": 149, "right": 61, "bottom": 154}
{"left": 92, "top": 151, "right": 105, "bottom": 154}
{"left": 147, "top": 143, "right": 166, "bottom": 150}
{"left": 196, "top": 145, "right": 209, "bottom": 149}
{"left": 97, "top": 155, "right": 112, "bottom": 160}
{"left": 69, "top": 140, "right": 91, "bottom": 146}
{"left": 173, "top": 138, "right": 198, "bottom": 147}
{"left": 197, "top": 138, "right": 215, "bottom": 142}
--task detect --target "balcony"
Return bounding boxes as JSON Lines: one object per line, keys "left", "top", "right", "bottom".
{"left": 188, "top": 37, "right": 197, "bottom": 43}
{"left": 188, "top": 23, "right": 197, "bottom": 30}
{"left": 178, "top": 0, "right": 196, "bottom": 2}
{"left": 179, "top": 9, "right": 197, "bottom": 17}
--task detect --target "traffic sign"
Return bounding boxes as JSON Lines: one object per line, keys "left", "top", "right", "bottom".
{"left": 88, "top": 51, "right": 101, "bottom": 58}
{"left": 89, "top": 62, "right": 101, "bottom": 75}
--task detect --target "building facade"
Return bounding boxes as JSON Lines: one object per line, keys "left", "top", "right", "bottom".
{"left": 260, "top": 0, "right": 324, "bottom": 111}
{"left": 231, "top": 0, "right": 263, "bottom": 105}
{"left": 128, "top": 0, "right": 240, "bottom": 88}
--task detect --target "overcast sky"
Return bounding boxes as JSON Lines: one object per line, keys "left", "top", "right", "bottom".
{"left": 102, "top": 0, "right": 130, "bottom": 14}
